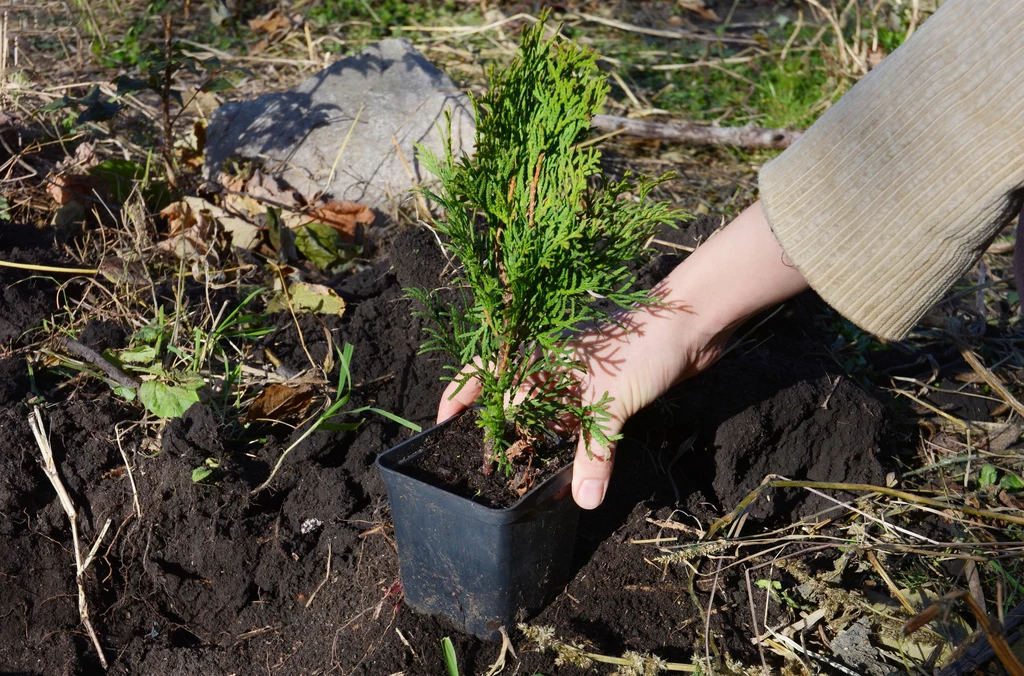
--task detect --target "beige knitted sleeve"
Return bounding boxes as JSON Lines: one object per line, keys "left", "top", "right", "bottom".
{"left": 758, "top": 0, "right": 1024, "bottom": 341}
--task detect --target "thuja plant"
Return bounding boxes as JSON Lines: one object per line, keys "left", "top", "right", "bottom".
{"left": 411, "top": 18, "right": 675, "bottom": 476}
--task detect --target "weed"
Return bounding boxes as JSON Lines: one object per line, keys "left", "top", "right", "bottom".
{"left": 441, "top": 636, "right": 459, "bottom": 676}
{"left": 252, "top": 343, "right": 420, "bottom": 493}
{"left": 755, "top": 578, "right": 800, "bottom": 610}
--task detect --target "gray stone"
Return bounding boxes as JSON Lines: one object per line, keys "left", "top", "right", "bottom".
{"left": 832, "top": 618, "right": 887, "bottom": 676}
{"left": 204, "top": 38, "right": 474, "bottom": 209}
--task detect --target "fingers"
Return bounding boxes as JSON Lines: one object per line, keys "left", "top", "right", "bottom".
{"left": 571, "top": 417, "right": 622, "bottom": 510}
{"left": 436, "top": 374, "right": 483, "bottom": 424}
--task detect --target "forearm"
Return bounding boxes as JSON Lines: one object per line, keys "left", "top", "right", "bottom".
{"left": 666, "top": 200, "right": 809, "bottom": 340}
{"left": 580, "top": 200, "right": 809, "bottom": 420}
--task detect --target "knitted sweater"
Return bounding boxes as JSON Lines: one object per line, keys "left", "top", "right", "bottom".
{"left": 759, "top": 0, "right": 1024, "bottom": 340}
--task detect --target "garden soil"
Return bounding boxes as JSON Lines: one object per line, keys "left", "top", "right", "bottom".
{"left": 0, "top": 216, "right": 894, "bottom": 675}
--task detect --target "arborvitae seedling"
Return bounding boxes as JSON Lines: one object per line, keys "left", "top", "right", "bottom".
{"left": 411, "top": 17, "right": 676, "bottom": 477}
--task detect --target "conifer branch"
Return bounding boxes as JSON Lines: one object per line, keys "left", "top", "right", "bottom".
{"left": 411, "top": 14, "right": 679, "bottom": 477}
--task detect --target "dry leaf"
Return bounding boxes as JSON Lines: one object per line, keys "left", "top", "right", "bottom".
{"left": 245, "top": 171, "right": 303, "bottom": 209}
{"left": 678, "top": 0, "right": 719, "bottom": 21}
{"left": 998, "top": 490, "right": 1024, "bottom": 510}
{"left": 47, "top": 174, "right": 103, "bottom": 206}
{"left": 266, "top": 281, "right": 347, "bottom": 316}
{"left": 248, "top": 9, "right": 291, "bottom": 34}
{"left": 55, "top": 141, "right": 100, "bottom": 173}
{"left": 158, "top": 196, "right": 261, "bottom": 257}
{"left": 306, "top": 200, "right": 375, "bottom": 243}
{"left": 160, "top": 200, "right": 197, "bottom": 236}
{"left": 242, "top": 383, "right": 318, "bottom": 424}
{"left": 504, "top": 439, "right": 531, "bottom": 461}
{"left": 866, "top": 46, "right": 886, "bottom": 70}
{"left": 220, "top": 173, "right": 246, "bottom": 194}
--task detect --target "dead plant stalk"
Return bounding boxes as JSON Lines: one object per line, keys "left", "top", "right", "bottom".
{"left": 28, "top": 407, "right": 111, "bottom": 670}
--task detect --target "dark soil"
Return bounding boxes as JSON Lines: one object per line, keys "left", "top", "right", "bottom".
{"left": 0, "top": 217, "right": 913, "bottom": 675}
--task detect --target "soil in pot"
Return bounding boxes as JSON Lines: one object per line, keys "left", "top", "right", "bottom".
{"left": 400, "top": 408, "right": 573, "bottom": 509}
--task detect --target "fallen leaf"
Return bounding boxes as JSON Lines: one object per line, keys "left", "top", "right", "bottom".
{"left": 159, "top": 196, "right": 261, "bottom": 256}
{"left": 47, "top": 173, "right": 103, "bottom": 206}
{"left": 248, "top": 9, "right": 291, "bottom": 33}
{"left": 55, "top": 141, "right": 100, "bottom": 173}
{"left": 504, "top": 439, "right": 531, "bottom": 461}
{"left": 160, "top": 200, "right": 197, "bottom": 236}
{"left": 243, "top": 383, "right": 317, "bottom": 424}
{"left": 866, "top": 46, "right": 886, "bottom": 70}
{"left": 998, "top": 490, "right": 1024, "bottom": 509}
{"left": 266, "top": 281, "right": 347, "bottom": 315}
{"left": 678, "top": 0, "right": 720, "bottom": 21}
{"left": 292, "top": 222, "right": 354, "bottom": 271}
{"left": 306, "top": 200, "right": 375, "bottom": 243}
{"left": 250, "top": 37, "right": 269, "bottom": 55}
{"left": 245, "top": 171, "right": 303, "bottom": 209}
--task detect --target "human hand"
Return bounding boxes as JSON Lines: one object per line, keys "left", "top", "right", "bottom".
{"left": 437, "top": 201, "right": 809, "bottom": 509}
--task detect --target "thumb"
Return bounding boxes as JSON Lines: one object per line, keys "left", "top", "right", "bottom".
{"left": 571, "top": 417, "right": 622, "bottom": 510}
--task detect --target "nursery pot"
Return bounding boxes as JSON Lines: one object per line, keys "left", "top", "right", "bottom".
{"left": 376, "top": 413, "right": 579, "bottom": 640}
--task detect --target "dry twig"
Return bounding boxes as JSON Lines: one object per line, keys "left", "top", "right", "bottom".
{"left": 28, "top": 407, "right": 111, "bottom": 670}
{"left": 591, "top": 114, "right": 802, "bottom": 150}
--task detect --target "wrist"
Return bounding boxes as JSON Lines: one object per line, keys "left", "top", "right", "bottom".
{"left": 665, "top": 201, "right": 809, "bottom": 338}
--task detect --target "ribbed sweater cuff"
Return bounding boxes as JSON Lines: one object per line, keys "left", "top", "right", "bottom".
{"left": 759, "top": 0, "right": 1024, "bottom": 340}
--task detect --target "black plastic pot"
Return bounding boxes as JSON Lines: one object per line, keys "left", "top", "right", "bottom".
{"left": 376, "top": 414, "right": 579, "bottom": 640}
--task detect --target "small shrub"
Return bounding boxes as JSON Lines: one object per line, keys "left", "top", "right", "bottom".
{"left": 411, "top": 15, "right": 676, "bottom": 475}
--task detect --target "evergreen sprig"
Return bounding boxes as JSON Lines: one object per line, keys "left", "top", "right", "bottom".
{"left": 411, "top": 16, "right": 676, "bottom": 475}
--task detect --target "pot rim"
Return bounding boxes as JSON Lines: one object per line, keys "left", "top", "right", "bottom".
{"left": 376, "top": 410, "right": 575, "bottom": 518}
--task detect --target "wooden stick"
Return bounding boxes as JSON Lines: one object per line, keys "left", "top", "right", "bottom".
{"left": 57, "top": 337, "right": 140, "bottom": 391}
{"left": 29, "top": 408, "right": 110, "bottom": 670}
{"left": 937, "top": 600, "right": 1024, "bottom": 676}
{"left": 570, "top": 12, "right": 756, "bottom": 45}
{"left": 591, "top": 114, "right": 802, "bottom": 150}
{"left": 957, "top": 344, "right": 1024, "bottom": 419}
{"left": 0, "top": 260, "right": 99, "bottom": 275}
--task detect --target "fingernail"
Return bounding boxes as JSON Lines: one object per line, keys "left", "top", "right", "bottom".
{"left": 576, "top": 480, "right": 607, "bottom": 510}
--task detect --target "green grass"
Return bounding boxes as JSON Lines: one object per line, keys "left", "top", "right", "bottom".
{"left": 306, "top": 0, "right": 464, "bottom": 44}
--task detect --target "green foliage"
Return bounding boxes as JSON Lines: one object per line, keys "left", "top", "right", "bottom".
{"left": 139, "top": 376, "right": 204, "bottom": 418}
{"left": 307, "top": 0, "right": 459, "bottom": 43}
{"left": 100, "top": 290, "right": 270, "bottom": 418}
{"left": 293, "top": 222, "right": 361, "bottom": 273}
{"left": 191, "top": 457, "right": 220, "bottom": 483}
{"left": 980, "top": 463, "right": 1024, "bottom": 491}
{"left": 40, "top": 84, "right": 124, "bottom": 125}
{"left": 42, "top": 52, "right": 238, "bottom": 128}
{"left": 0, "top": 196, "right": 10, "bottom": 222}
{"left": 412, "top": 17, "right": 676, "bottom": 473}
{"left": 1002, "top": 472, "right": 1024, "bottom": 491}
{"left": 441, "top": 636, "right": 460, "bottom": 676}
{"left": 755, "top": 578, "right": 799, "bottom": 609}
{"left": 980, "top": 463, "right": 999, "bottom": 488}
{"left": 93, "top": 0, "right": 170, "bottom": 68}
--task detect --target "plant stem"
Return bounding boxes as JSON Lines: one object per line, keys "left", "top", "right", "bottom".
{"left": 57, "top": 336, "right": 140, "bottom": 390}
{"left": 162, "top": 14, "right": 178, "bottom": 189}
{"left": 708, "top": 478, "right": 1024, "bottom": 539}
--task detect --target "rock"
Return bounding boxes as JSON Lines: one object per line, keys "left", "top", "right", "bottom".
{"left": 204, "top": 38, "right": 474, "bottom": 209}
{"left": 832, "top": 618, "right": 887, "bottom": 676}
